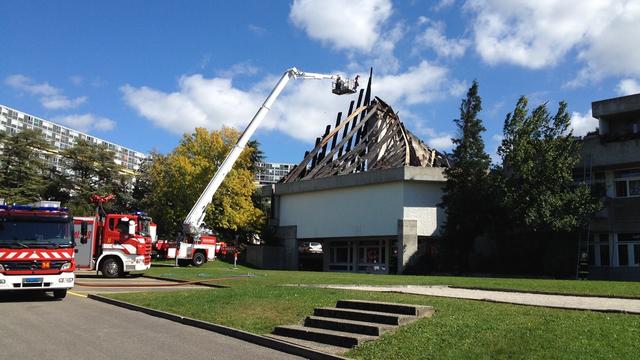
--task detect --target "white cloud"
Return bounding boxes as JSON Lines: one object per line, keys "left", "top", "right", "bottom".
{"left": 427, "top": 134, "right": 454, "bottom": 150}
{"left": 415, "top": 19, "right": 469, "bottom": 59}
{"left": 69, "top": 75, "right": 84, "bottom": 86}
{"left": 289, "top": 0, "right": 392, "bottom": 52}
{"left": 465, "top": 0, "right": 640, "bottom": 82}
{"left": 41, "top": 95, "right": 87, "bottom": 110}
{"left": 433, "top": 0, "right": 455, "bottom": 11}
{"left": 248, "top": 24, "right": 266, "bottom": 36}
{"left": 4, "top": 74, "right": 87, "bottom": 110}
{"left": 570, "top": 110, "right": 598, "bottom": 137}
{"left": 53, "top": 114, "right": 116, "bottom": 133}
{"left": 6, "top": 74, "right": 58, "bottom": 96}
{"left": 122, "top": 60, "right": 463, "bottom": 144}
{"left": 616, "top": 79, "right": 640, "bottom": 96}
{"left": 121, "top": 72, "right": 350, "bottom": 142}
{"left": 216, "top": 61, "right": 259, "bottom": 78}
{"left": 375, "top": 61, "right": 451, "bottom": 105}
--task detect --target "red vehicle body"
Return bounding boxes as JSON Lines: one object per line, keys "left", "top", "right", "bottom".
{"left": 0, "top": 201, "right": 76, "bottom": 299}
{"left": 74, "top": 196, "right": 155, "bottom": 278}
{"left": 153, "top": 234, "right": 224, "bottom": 267}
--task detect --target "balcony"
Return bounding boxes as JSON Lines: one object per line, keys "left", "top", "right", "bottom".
{"left": 577, "top": 135, "right": 640, "bottom": 169}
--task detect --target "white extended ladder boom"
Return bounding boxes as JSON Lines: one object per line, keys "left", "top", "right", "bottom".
{"left": 182, "top": 67, "right": 339, "bottom": 236}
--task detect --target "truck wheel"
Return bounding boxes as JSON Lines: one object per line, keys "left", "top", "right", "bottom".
{"left": 53, "top": 289, "right": 67, "bottom": 299}
{"left": 192, "top": 252, "right": 206, "bottom": 267}
{"left": 101, "top": 258, "right": 122, "bottom": 278}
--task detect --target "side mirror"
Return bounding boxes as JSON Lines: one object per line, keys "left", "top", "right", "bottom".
{"left": 80, "top": 221, "right": 88, "bottom": 244}
{"left": 128, "top": 220, "right": 136, "bottom": 236}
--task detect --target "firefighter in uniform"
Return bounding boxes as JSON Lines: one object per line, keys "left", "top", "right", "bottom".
{"left": 578, "top": 252, "right": 589, "bottom": 280}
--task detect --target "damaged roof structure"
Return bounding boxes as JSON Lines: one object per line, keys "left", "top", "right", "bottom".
{"left": 253, "top": 70, "right": 450, "bottom": 275}
{"left": 282, "top": 69, "right": 450, "bottom": 184}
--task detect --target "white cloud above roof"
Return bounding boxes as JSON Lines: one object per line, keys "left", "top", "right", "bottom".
{"left": 53, "top": 113, "right": 116, "bottom": 132}
{"left": 4, "top": 74, "right": 87, "bottom": 110}
{"left": 465, "top": 0, "right": 640, "bottom": 84}
{"left": 289, "top": 0, "right": 393, "bottom": 52}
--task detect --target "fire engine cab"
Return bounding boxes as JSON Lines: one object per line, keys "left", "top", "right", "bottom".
{"left": 74, "top": 195, "right": 154, "bottom": 278}
{"left": 0, "top": 200, "right": 75, "bottom": 299}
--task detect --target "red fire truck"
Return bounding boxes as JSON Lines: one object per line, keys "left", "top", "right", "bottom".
{"left": 73, "top": 195, "right": 154, "bottom": 278}
{"left": 0, "top": 200, "right": 76, "bottom": 299}
{"left": 153, "top": 232, "right": 222, "bottom": 267}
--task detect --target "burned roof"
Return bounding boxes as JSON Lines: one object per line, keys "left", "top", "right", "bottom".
{"left": 282, "top": 70, "right": 449, "bottom": 184}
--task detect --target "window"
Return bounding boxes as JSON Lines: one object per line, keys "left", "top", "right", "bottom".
{"left": 617, "top": 233, "right": 640, "bottom": 267}
{"left": 614, "top": 169, "right": 640, "bottom": 198}
{"left": 592, "top": 233, "right": 610, "bottom": 266}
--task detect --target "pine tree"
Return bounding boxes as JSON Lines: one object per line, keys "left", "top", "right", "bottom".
{"left": 440, "top": 80, "right": 492, "bottom": 271}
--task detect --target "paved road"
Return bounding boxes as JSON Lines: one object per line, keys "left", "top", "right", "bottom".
{"left": 316, "top": 284, "right": 640, "bottom": 314}
{"left": 0, "top": 292, "right": 303, "bottom": 360}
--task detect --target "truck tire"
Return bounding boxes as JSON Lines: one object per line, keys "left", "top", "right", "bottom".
{"left": 192, "top": 251, "right": 206, "bottom": 267}
{"left": 101, "top": 258, "right": 122, "bottom": 278}
{"left": 53, "top": 289, "right": 67, "bottom": 299}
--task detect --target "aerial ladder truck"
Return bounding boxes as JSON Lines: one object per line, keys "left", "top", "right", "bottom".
{"left": 165, "top": 67, "right": 357, "bottom": 266}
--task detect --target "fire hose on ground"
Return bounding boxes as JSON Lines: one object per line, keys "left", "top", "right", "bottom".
{"left": 74, "top": 274, "right": 255, "bottom": 288}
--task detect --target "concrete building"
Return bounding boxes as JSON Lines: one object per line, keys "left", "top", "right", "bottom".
{"left": 0, "top": 104, "right": 146, "bottom": 173}
{"left": 254, "top": 162, "right": 295, "bottom": 185}
{"left": 263, "top": 167, "right": 446, "bottom": 274}
{"left": 248, "top": 73, "right": 450, "bottom": 274}
{"left": 578, "top": 93, "right": 640, "bottom": 280}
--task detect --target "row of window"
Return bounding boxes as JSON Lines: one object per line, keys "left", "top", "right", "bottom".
{"left": 614, "top": 169, "right": 640, "bottom": 198}
{"left": 591, "top": 233, "right": 640, "bottom": 267}
{"left": 1, "top": 108, "right": 143, "bottom": 159}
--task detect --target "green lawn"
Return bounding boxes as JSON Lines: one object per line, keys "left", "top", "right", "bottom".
{"left": 146, "top": 260, "right": 640, "bottom": 298}
{"left": 106, "top": 261, "right": 640, "bottom": 359}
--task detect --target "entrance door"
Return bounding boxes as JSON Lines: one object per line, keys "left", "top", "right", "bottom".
{"left": 73, "top": 218, "right": 95, "bottom": 268}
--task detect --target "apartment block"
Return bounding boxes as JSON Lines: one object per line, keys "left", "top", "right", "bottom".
{"left": 0, "top": 104, "right": 146, "bottom": 173}
{"left": 578, "top": 93, "right": 640, "bottom": 280}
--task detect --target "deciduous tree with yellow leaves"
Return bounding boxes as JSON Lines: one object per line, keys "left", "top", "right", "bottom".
{"left": 137, "top": 127, "right": 264, "bottom": 240}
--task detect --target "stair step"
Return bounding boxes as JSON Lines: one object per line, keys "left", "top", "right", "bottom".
{"left": 305, "top": 315, "right": 395, "bottom": 336}
{"left": 273, "top": 325, "right": 377, "bottom": 348}
{"left": 266, "top": 334, "right": 350, "bottom": 355}
{"left": 314, "top": 307, "right": 415, "bottom": 325}
{"left": 337, "top": 299, "right": 434, "bottom": 317}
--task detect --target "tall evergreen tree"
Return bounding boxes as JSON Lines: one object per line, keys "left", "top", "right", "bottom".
{"left": 440, "top": 81, "right": 492, "bottom": 271}
{"left": 0, "top": 129, "right": 52, "bottom": 203}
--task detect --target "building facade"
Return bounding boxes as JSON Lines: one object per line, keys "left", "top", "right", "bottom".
{"left": 256, "top": 167, "right": 446, "bottom": 274}
{"left": 578, "top": 93, "right": 640, "bottom": 280}
{"left": 254, "top": 162, "right": 295, "bottom": 185}
{"left": 0, "top": 104, "right": 146, "bottom": 172}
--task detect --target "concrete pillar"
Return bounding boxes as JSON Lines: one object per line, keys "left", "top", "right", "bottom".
{"left": 276, "top": 225, "right": 298, "bottom": 270}
{"left": 397, "top": 219, "right": 418, "bottom": 274}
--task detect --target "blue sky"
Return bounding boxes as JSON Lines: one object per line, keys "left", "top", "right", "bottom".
{"left": 1, "top": 0, "right": 639, "bottom": 163}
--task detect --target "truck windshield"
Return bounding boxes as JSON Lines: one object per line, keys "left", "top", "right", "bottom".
{"left": 0, "top": 219, "right": 74, "bottom": 248}
{"left": 138, "top": 217, "right": 151, "bottom": 236}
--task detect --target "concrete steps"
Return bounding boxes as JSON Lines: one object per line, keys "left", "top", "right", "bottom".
{"left": 271, "top": 299, "right": 434, "bottom": 354}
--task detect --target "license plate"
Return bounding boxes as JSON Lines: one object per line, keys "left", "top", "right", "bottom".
{"left": 24, "top": 277, "right": 43, "bottom": 284}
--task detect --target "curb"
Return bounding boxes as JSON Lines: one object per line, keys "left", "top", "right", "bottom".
{"left": 448, "top": 285, "right": 640, "bottom": 300}
{"left": 142, "top": 274, "right": 229, "bottom": 289}
{"left": 88, "top": 294, "right": 348, "bottom": 360}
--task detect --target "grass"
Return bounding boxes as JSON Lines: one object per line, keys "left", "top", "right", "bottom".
{"left": 146, "top": 260, "right": 640, "bottom": 298}
{"left": 106, "top": 261, "right": 640, "bottom": 359}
